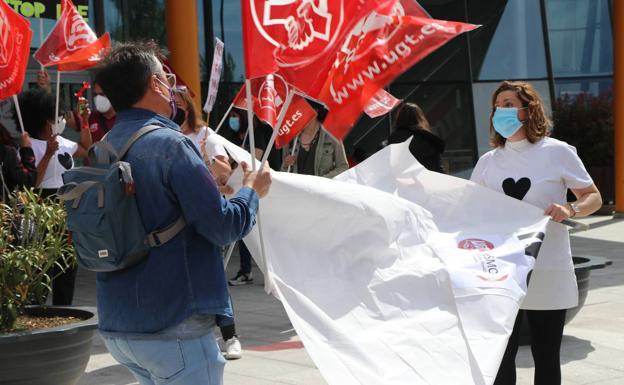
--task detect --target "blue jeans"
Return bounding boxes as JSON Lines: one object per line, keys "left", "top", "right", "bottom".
{"left": 103, "top": 332, "right": 225, "bottom": 385}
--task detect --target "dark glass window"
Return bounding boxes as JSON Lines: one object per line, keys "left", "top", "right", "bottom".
{"left": 546, "top": 0, "right": 613, "bottom": 77}
{"left": 389, "top": 83, "right": 477, "bottom": 176}
{"left": 212, "top": 0, "right": 244, "bottom": 83}
{"left": 468, "top": 0, "right": 548, "bottom": 80}
{"left": 554, "top": 77, "right": 613, "bottom": 98}
{"left": 103, "top": 0, "right": 166, "bottom": 45}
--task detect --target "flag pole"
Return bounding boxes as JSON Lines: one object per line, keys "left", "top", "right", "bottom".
{"left": 245, "top": 79, "right": 257, "bottom": 171}
{"left": 223, "top": 242, "right": 236, "bottom": 271}
{"left": 260, "top": 90, "right": 294, "bottom": 166}
{"left": 12, "top": 95, "right": 25, "bottom": 134}
{"left": 287, "top": 136, "right": 299, "bottom": 173}
{"left": 39, "top": 19, "right": 44, "bottom": 71}
{"left": 54, "top": 71, "right": 61, "bottom": 125}
{"left": 214, "top": 103, "right": 233, "bottom": 134}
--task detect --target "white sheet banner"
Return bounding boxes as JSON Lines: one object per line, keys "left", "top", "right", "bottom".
{"left": 203, "top": 37, "right": 224, "bottom": 113}
{"left": 216, "top": 136, "right": 550, "bottom": 385}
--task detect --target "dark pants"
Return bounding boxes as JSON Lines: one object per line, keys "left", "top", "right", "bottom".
{"left": 494, "top": 309, "right": 567, "bottom": 385}
{"left": 239, "top": 241, "right": 252, "bottom": 275}
{"left": 51, "top": 264, "right": 78, "bottom": 306}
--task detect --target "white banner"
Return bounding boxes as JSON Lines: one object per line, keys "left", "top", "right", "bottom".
{"left": 203, "top": 37, "right": 224, "bottom": 113}
{"left": 216, "top": 137, "right": 550, "bottom": 385}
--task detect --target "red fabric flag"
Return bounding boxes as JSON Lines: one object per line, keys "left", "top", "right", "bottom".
{"left": 241, "top": 0, "right": 396, "bottom": 95}
{"left": 56, "top": 32, "right": 110, "bottom": 72}
{"left": 364, "top": 89, "right": 401, "bottom": 118}
{"left": 318, "top": 2, "right": 478, "bottom": 139}
{"left": 0, "top": 1, "right": 32, "bottom": 99}
{"left": 33, "top": 0, "right": 97, "bottom": 68}
{"left": 232, "top": 75, "right": 290, "bottom": 128}
{"left": 275, "top": 94, "right": 317, "bottom": 149}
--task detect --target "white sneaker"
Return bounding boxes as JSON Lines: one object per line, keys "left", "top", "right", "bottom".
{"left": 224, "top": 337, "right": 242, "bottom": 360}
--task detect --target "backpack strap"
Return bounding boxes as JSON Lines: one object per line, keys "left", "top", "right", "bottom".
{"left": 117, "top": 124, "right": 165, "bottom": 161}
{"left": 146, "top": 216, "right": 186, "bottom": 247}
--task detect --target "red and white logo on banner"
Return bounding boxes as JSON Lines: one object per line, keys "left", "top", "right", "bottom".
{"left": 232, "top": 75, "right": 289, "bottom": 128}
{"left": 0, "top": 0, "right": 32, "bottom": 99}
{"left": 457, "top": 239, "right": 495, "bottom": 251}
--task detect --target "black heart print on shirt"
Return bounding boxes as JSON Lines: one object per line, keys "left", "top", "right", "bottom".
{"left": 57, "top": 152, "right": 73, "bottom": 170}
{"left": 502, "top": 177, "right": 531, "bottom": 201}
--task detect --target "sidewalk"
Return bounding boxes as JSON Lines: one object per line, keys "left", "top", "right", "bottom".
{"left": 75, "top": 216, "right": 624, "bottom": 385}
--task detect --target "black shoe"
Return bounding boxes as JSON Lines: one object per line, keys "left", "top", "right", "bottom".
{"left": 228, "top": 272, "right": 253, "bottom": 286}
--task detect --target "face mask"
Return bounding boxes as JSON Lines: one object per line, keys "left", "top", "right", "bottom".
{"left": 94, "top": 95, "right": 112, "bottom": 113}
{"left": 155, "top": 76, "right": 177, "bottom": 121}
{"left": 173, "top": 108, "right": 187, "bottom": 126}
{"left": 492, "top": 107, "right": 524, "bottom": 138}
{"left": 229, "top": 117, "right": 240, "bottom": 132}
{"left": 52, "top": 117, "right": 66, "bottom": 135}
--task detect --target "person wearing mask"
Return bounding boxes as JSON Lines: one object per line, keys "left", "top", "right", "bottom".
{"left": 470, "top": 81, "right": 602, "bottom": 385}
{"left": 95, "top": 42, "right": 271, "bottom": 385}
{"left": 282, "top": 106, "right": 349, "bottom": 178}
{"left": 174, "top": 86, "right": 244, "bottom": 360}
{"left": 0, "top": 123, "right": 36, "bottom": 200}
{"left": 388, "top": 102, "right": 445, "bottom": 173}
{"left": 89, "top": 81, "right": 117, "bottom": 142}
{"left": 16, "top": 88, "right": 92, "bottom": 306}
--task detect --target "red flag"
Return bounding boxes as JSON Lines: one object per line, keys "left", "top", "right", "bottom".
{"left": 0, "top": 1, "right": 32, "bottom": 99}
{"left": 364, "top": 89, "right": 401, "bottom": 118}
{"left": 275, "top": 95, "right": 317, "bottom": 149}
{"left": 56, "top": 32, "right": 110, "bottom": 71}
{"left": 318, "top": 2, "right": 478, "bottom": 139}
{"left": 33, "top": 0, "right": 97, "bottom": 68}
{"left": 241, "top": 0, "right": 396, "bottom": 95}
{"left": 232, "top": 75, "right": 290, "bottom": 128}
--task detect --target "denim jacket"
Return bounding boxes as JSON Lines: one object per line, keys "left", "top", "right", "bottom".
{"left": 96, "top": 108, "right": 258, "bottom": 335}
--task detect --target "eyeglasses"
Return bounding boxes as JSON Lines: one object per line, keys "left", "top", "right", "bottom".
{"left": 174, "top": 85, "right": 188, "bottom": 94}
{"left": 165, "top": 72, "right": 177, "bottom": 88}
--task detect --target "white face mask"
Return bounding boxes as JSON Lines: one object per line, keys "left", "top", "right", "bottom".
{"left": 52, "top": 117, "right": 66, "bottom": 135}
{"left": 94, "top": 95, "right": 112, "bottom": 113}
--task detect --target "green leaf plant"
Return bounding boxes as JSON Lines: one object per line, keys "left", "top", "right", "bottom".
{"left": 0, "top": 189, "right": 75, "bottom": 332}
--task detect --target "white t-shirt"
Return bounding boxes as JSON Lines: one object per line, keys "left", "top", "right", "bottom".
{"left": 185, "top": 126, "right": 228, "bottom": 160}
{"left": 471, "top": 137, "right": 593, "bottom": 310}
{"left": 31, "top": 136, "right": 78, "bottom": 189}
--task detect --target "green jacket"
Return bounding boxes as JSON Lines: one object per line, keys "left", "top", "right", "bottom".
{"left": 283, "top": 129, "right": 349, "bottom": 178}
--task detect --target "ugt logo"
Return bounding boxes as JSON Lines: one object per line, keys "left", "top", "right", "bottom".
{"left": 63, "top": 6, "right": 96, "bottom": 51}
{"left": 250, "top": 0, "right": 343, "bottom": 66}
{"left": 0, "top": 6, "right": 13, "bottom": 69}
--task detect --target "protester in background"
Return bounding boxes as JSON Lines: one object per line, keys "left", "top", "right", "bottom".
{"left": 282, "top": 106, "right": 349, "bottom": 178}
{"left": 389, "top": 102, "right": 445, "bottom": 173}
{"left": 88, "top": 81, "right": 117, "bottom": 142}
{"left": 16, "top": 88, "right": 92, "bottom": 306}
{"left": 174, "top": 87, "right": 244, "bottom": 361}
{"left": 95, "top": 42, "right": 271, "bottom": 384}
{"left": 0, "top": 123, "right": 36, "bottom": 200}
{"left": 36, "top": 70, "right": 52, "bottom": 94}
{"left": 470, "top": 81, "right": 602, "bottom": 385}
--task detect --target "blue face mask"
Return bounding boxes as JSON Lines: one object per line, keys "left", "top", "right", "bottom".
{"left": 229, "top": 117, "right": 240, "bottom": 132}
{"left": 492, "top": 107, "right": 524, "bottom": 138}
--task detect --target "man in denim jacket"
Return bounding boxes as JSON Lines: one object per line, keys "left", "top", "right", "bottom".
{"left": 94, "top": 43, "right": 272, "bottom": 385}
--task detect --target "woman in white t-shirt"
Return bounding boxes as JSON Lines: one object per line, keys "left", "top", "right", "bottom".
{"left": 470, "top": 81, "right": 602, "bottom": 385}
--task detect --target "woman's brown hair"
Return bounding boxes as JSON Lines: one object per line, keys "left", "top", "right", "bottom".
{"left": 490, "top": 81, "right": 552, "bottom": 147}
{"left": 177, "top": 88, "right": 206, "bottom": 133}
{"left": 395, "top": 102, "right": 431, "bottom": 132}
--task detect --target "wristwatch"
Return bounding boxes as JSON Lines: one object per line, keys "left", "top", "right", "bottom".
{"left": 568, "top": 202, "right": 580, "bottom": 217}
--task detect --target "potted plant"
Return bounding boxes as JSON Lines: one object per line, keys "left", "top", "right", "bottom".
{"left": 0, "top": 188, "right": 98, "bottom": 385}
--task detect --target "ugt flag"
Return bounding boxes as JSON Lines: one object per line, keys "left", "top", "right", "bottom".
{"left": 210, "top": 134, "right": 550, "bottom": 385}
{"left": 241, "top": 0, "right": 395, "bottom": 93}
{"left": 0, "top": 0, "right": 32, "bottom": 99}
{"left": 319, "top": 0, "right": 478, "bottom": 139}
{"left": 33, "top": 0, "right": 97, "bottom": 68}
{"left": 231, "top": 76, "right": 317, "bottom": 148}
{"left": 55, "top": 32, "right": 110, "bottom": 71}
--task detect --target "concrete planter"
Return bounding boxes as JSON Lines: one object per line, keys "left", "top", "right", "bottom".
{"left": 0, "top": 306, "right": 98, "bottom": 385}
{"left": 520, "top": 255, "right": 612, "bottom": 345}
